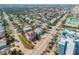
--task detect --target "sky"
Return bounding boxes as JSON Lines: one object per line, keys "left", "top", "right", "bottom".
{"left": 0, "top": 4, "right": 76, "bottom": 8}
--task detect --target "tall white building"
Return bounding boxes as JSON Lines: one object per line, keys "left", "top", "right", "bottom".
{"left": 57, "top": 37, "right": 67, "bottom": 55}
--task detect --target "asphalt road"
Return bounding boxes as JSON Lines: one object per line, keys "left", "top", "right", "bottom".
{"left": 3, "top": 11, "right": 30, "bottom": 54}
{"left": 31, "top": 13, "right": 68, "bottom": 55}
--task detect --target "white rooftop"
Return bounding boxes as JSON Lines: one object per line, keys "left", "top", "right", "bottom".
{"left": 23, "top": 26, "right": 32, "bottom": 32}
{"left": 34, "top": 28, "right": 43, "bottom": 33}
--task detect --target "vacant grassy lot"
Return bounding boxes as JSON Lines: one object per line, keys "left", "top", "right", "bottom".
{"left": 19, "top": 33, "right": 34, "bottom": 49}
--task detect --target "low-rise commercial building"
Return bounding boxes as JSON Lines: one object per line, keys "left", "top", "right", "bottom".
{"left": 23, "top": 25, "right": 36, "bottom": 41}
{"left": 64, "top": 17, "right": 79, "bottom": 28}
{"left": 0, "top": 20, "right": 7, "bottom": 51}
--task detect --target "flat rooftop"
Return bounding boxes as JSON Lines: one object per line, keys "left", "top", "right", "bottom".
{"left": 64, "top": 17, "right": 79, "bottom": 28}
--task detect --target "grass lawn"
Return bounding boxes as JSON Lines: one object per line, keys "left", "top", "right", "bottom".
{"left": 19, "top": 33, "right": 34, "bottom": 49}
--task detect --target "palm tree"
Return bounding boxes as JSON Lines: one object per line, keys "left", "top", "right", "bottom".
{"left": 10, "top": 48, "right": 23, "bottom": 55}
{"left": 11, "top": 49, "right": 17, "bottom": 55}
